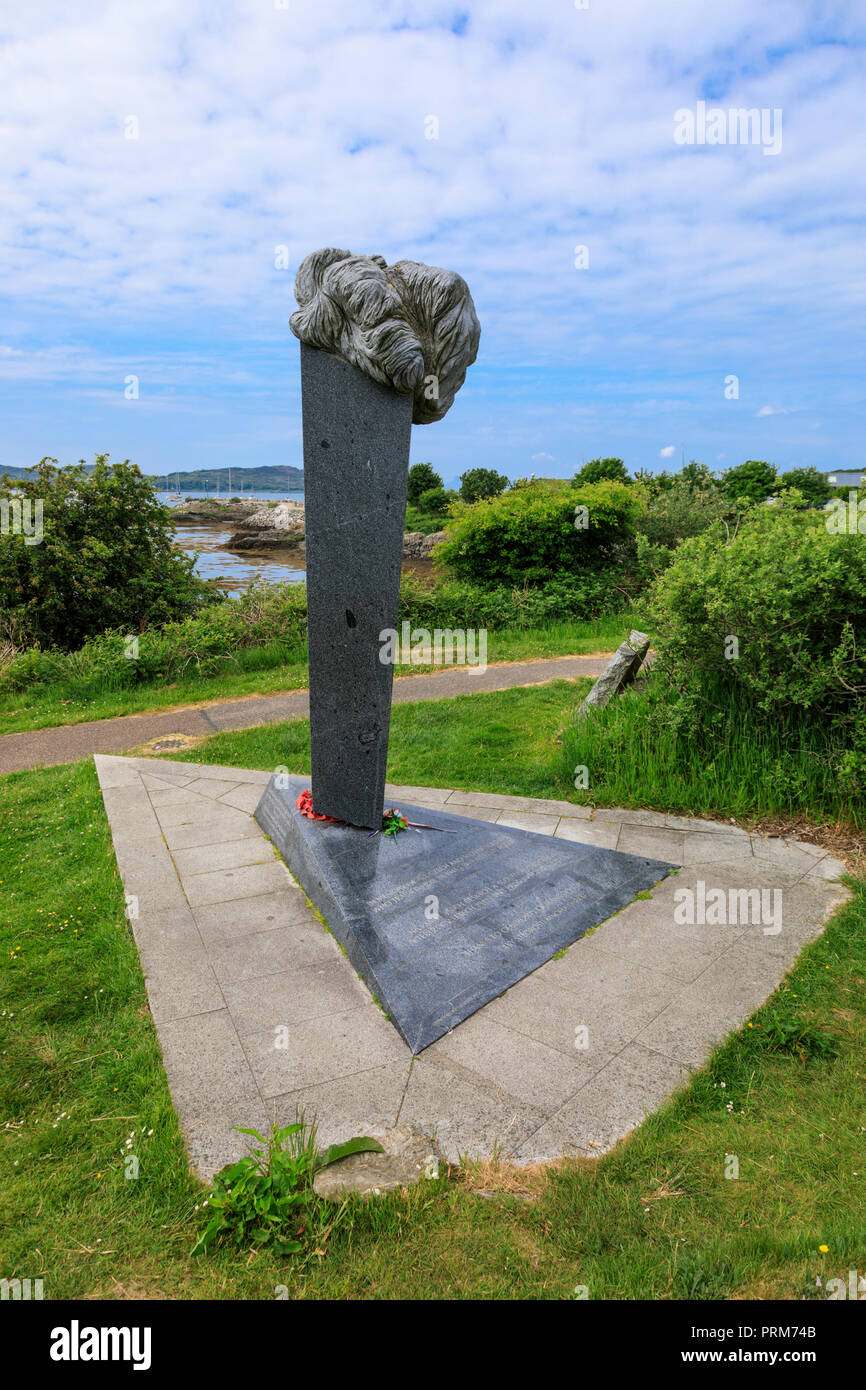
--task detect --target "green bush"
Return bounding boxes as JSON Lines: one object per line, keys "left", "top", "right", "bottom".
{"left": 722, "top": 459, "right": 778, "bottom": 504}
{"left": 0, "top": 581, "right": 308, "bottom": 694}
{"left": 829, "top": 482, "right": 865, "bottom": 503}
{"left": 403, "top": 506, "right": 448, "bottom": 535}
{"left": 459, "top": 467, "right": 509, "bottom": 502}
{"left": 573, "top": 457, "right": 630, "bottom": 486}
{"left": 417, "top": 486, "right": 455, "bottom": 519}
{"left": 398, "top": 570, "right": 624, "bottom": 630}
{"left": 647, "top": 504, "right": 866, "bottom": 737}
{"left": 634, "top": 477, "right": 742, "bottom": 550}
{"left": 406, "top": 462, "right": 443, "bottom": 505}
{"left": 1, "top": 569, "right": 629, "bottom": 705}
{"left": 0, "top": 455, "right": 214, "bottom": 651}
{"left": 433, "top": 480, "right": 640, "bottom": 586}
{"left": 777, "top": 466, "right": 832, "bottom": 507}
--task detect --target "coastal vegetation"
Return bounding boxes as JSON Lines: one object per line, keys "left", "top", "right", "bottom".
{"left": 2, "top": 455, "right": 863, "bottom": 783}
{"left": 0, "top": 456, "right": 215, "bottom": 652}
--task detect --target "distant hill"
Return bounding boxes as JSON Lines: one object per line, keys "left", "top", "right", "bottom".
{"left": 1, "top": 463, "right": 303, "bottom": 492}
{"left": 146, "top": 465, "right": 303, "bottom": 493}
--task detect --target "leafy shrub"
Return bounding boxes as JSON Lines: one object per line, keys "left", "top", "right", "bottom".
{"left": 509, "top": 475, "right": 572, "bottom": 492}
{"left": 647, "top": 505, "right": 866, "bottom": 733}
{"left": 417, "top": 486, "right": 455, "bottom": 519}
{"left": 560, "top": 503, "right": 866, "bottom": 825}
{"left": 0, "top": 455, "right": 214, "bottom": 651}
{"left": 637, "top": 460, "right": 720, "bottom": 494}
{"left": 0, "top": 580, "right": 308, "bottom": 693}
{"left": 398, "top": 570, "right": 625, "bottom": 630}
{"left": 829, "top": 481, "right": 865, "bottom": 502}
{"left": 434, "top": 480, "right": 641, "bottom": 586}
{"left": 777, "top": 466, "right": 832, "bottom": 507}
{"left": 634, "top": 478, "right": 742, "bottom": 550}
{"left": 403, "top": 505, "right": 448, "bottom": 535}
{"left": 1, "top": 567, "right": 630, "bottom": 706}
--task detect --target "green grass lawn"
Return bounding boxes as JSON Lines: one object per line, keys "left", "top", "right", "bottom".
{"left": 162, "top": 679, "right": 587, "bottom": 797}
{"left": 1, "top": 682, "right": 864, "bottom": 1300}
{"left": 0, "top": 614, "right": 629, "bottom": 736}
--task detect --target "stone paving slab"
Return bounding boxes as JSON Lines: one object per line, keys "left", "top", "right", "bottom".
{"left": 94, "top": 754, "right": 851, "bottom": 1175}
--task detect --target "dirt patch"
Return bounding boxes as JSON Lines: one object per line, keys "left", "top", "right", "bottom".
{"left": 401, "top": 556, "right": 438, "bottom": 586}
{"left": 748, "top": 815, "right": 865, "bottom": 870}
{"left": 458, "top": 1156, "right": 580, "bottom": 1197}
{"left": 129, "top": 733, "right": 206, "bottom": 755}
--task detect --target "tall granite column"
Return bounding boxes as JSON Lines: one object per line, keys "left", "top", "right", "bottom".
{"left": 287, "top": 246, "right": 480, "bottom": 829}
{"left": 301, "top": 342, "right": 413, "bottom": 828}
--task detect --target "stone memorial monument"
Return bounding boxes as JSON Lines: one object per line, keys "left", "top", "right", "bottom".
{"left": 288, "top": 247, "right": 480, "bottom": 827}
{"left": 256, "top": 247, "right": 675, "bottom": 1051}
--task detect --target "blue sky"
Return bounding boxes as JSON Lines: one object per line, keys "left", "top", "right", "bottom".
{"left": 1, "top": 1, "right": 864, "bottom": 488}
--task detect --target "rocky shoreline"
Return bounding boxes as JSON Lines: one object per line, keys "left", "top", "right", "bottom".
{"left": 170, "top": 498, "right": 264, "bottom": 525}
{"left": 171, "top": 498, "right": 446, "bottom": 559}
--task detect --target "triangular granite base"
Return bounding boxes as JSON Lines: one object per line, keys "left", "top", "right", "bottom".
{"left": 255, "top": 776, "right": 677, "bottom": 1052}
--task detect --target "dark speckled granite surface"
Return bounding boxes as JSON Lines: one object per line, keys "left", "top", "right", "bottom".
{"left": 256, "top": 776, "right": 677, "bottom": 1051}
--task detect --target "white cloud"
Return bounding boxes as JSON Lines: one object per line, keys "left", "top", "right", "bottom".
{"left": 659, "top": 445, "right": 676, "bottom": 457}
{"left": 0, "top": 0, "right": 863, "bottom": 359}
{"left": 0, "top": 1, "right": 863, "bottom": 475}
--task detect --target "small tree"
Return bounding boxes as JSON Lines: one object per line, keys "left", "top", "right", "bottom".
{"left": 458, "top": 467, "right": 509, "bottom": 503}
{"left": 679, "top": 460, "right": 718, "bottom": 489}
{"left": 635, "top": 477, "right": 738, "bottom": 550}
{"left": 0, "top": 455, "right": 215, "bottom": 651}
{"left": 777, "top": 466, "right": 832, "bottom": 507}
{"left": 722, "top": 459, "right": 778, "bottom": 504}
{"left": 574, "top": 457, "right": 630, "bottom": 486}
{"left": 406, "top": 462, "right": 443, "bottom": 506}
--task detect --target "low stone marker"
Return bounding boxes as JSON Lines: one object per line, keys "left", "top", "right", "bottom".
{"left": 313, "top": 1126, "right": 438, "bottom": 1201}
{"left": 575, "top": 629, "right": 651, "bottom": 719}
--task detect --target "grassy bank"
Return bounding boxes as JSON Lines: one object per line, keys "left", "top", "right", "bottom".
{"left": 560, "top": 678, "right": 865, "bottom": 831}
{"left": 1, "top": 682, "right": 863, "bottom": 1299}
{"left": 0, "top": 615, "right": 631, "bottom": 736}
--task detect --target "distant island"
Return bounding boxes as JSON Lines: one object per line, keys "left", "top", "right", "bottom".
{"left": 148, "top": 465, "right": 303, "bottom": 493}
{"left": 1, "top": 463, "right": 303, "bottom": 493}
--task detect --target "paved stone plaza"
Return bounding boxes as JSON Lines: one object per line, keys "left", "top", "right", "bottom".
{"left": 95, "top": 753, "right": 849, "bottom": 1177}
